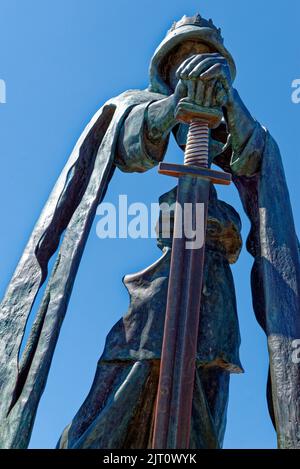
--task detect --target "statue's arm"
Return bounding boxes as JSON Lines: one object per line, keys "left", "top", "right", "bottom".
{"left": 176, "top": 53, "right": 267, "bottom": 177}
{"left": 115, "top": 83, "right": 187, "bottom": 173}
{"left": 223, "top": 88, "right": 267, "bottom": 177}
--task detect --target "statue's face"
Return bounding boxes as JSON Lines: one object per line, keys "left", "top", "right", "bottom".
{"left": 165, "top": 40, "right": 213, "bottom": 91}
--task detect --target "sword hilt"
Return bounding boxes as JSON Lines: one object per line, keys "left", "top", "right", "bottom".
{"left": 158, "top": 99, "right": 232, "bottom": 186}
{"left": 175, "top": 98, "right": 223, "bottom": 169}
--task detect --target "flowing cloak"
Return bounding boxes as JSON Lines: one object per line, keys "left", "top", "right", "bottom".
{"left": 227, "top": 128, "right": 300, "bottom": 449}
{"left": 0, "top": 89, "right": 164, "bottom": 448}
{"left": 0, "top": 87, "right": 299, "bottom": 449}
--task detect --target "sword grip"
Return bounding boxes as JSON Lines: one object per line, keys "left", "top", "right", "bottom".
{"left": 184, "top": 120, "right": 209, "bottom": 167}
{"left": 175, "top": 99, "right": 223, "bottom": 169}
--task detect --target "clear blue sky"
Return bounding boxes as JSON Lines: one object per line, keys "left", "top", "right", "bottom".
{"left": 0, "top": 0, "right": 299, "bottom": 449}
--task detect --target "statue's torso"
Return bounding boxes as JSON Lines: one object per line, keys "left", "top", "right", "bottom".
{"left": 100, "top": 184, "right": 243, "bottom": 373}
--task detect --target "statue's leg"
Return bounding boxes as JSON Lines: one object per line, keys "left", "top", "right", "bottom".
{"left": 201, "top": 367, "right": 230, "bottom": 446}
{"left": 57, "top": 359, "right": 159, "bottom": 449}
{"left": 190, "top": 366, "right": 230, "bottom": 448}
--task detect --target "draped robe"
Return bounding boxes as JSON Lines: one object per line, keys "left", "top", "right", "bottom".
{"left": 0, "top": 88, "right": 299, "bottom": 448}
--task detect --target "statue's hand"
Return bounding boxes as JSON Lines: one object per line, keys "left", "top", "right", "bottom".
{"left": 174, "top": 53, "right": 257, "bottom": 158}
{"left": 172, "top": 78, "right": 188, "bottom": 106}
{"left": 176, "top": 53, "right": 234, "bottom": 108}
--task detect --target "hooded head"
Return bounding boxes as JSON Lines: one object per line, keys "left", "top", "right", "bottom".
{"left": 149, "top": 14, "right": 236, "bottom": 95}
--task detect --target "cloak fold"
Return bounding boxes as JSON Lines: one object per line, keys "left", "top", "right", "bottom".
{"left": 232, "top": 128, "right": 300, "bottom": 448}
{"left": 0, "top": 89, "right": 163, "bottom": 448}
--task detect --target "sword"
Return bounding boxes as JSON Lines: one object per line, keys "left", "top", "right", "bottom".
{"left": 152, "top": 98, "right": 231, "bottom": 449}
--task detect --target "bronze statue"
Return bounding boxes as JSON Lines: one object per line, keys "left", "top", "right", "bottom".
{"left": 0, "top": 14, "right": 299, "bottom": 449}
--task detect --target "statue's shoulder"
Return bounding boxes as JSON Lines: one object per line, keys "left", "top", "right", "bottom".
{"left": 82, "top": 89, "right": 167, "bottom": 136}
{"left": 107, "top": 88, "right": 167, "bottom": 108}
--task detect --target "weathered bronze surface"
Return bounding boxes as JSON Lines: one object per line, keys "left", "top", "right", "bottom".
{"left": 0, "top": 13, "right": 299, "bottom": 449}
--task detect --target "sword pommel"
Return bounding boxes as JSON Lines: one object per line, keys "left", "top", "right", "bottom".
{"left": 175, "top": 98, "right": 223, "bottom": 129}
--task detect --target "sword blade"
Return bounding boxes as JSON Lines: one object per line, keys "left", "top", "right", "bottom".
{"left": 152, "top": 174, "right": 210, "bottom": 449}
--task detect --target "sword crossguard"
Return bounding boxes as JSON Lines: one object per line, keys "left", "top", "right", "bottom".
{"left": 158, "top": 162, "right": 231, "bottom": 185}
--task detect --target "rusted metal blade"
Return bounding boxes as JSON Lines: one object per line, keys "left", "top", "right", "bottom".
{"left": 152, "top": 174, "right": 210, "bottom": 449}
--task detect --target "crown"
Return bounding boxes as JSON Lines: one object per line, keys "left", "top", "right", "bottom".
{"left": 168, "top": 13, "right": 222, "bottom": 39}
